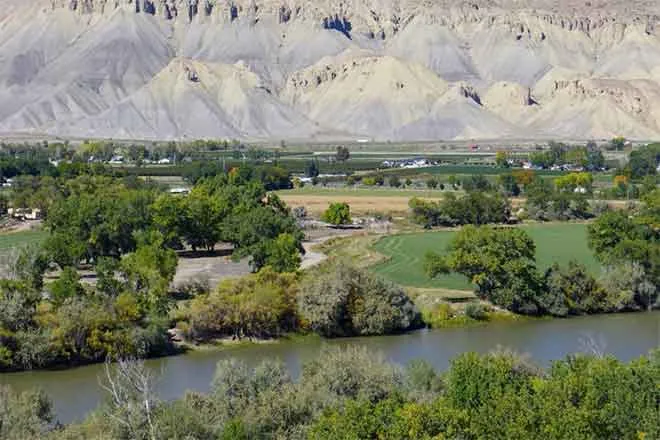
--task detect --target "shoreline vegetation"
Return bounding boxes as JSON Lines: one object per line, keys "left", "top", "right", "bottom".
{"left": 4, "top": 346, "right": 659, "bottom": 439}
{"left": 0, "top": 141, "right": 656, "bottom": 373}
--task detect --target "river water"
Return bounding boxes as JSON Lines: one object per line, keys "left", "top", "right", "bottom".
{"left": 1, "top": 312, "right": 658, "bottom": 424}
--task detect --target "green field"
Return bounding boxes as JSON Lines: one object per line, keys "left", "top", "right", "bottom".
{"left": 0, "top": 229, "right": 48, "bottom": 253}
{"left": 372, "top": 223, "right": 600, "bottom": 290}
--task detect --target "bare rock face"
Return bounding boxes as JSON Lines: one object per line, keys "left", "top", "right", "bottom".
{"left": 1, "top": 0, "right": 660, "bottom": 140}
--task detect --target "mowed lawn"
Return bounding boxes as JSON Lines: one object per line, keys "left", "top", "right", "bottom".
{"left": 0, "top": 229, "right": 48, "bottom": 253}
{"left": 371, "top": 223, "right": 600, "bottom": 290}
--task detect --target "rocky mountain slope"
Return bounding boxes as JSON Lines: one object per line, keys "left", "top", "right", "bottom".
{"left": 1, "top": 0, "right": 660, "bottom": 141}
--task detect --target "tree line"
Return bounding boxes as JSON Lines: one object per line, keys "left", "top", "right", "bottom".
{"left": 425, "top": 189, "right": 659, "bottom": 316}
{"left": 0, "top": 165, "right": 305, "bottom": 372}
{"left": 177, "top": 262, "right": 422, "bottom": 343}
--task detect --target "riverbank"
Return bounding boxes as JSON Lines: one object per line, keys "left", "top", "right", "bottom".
{"left": 2, "top": 311, "right": 657, "bottom": 424}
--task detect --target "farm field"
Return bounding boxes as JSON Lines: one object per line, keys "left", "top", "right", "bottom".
{"left": 0, "top": 229, "right": 48, "bottom": 253}
{"left": 371, "top": 223, "right": 600, "bottom": 290}
{"left": 277, "top": 188, "right": 532, "bottom": 215}
{"left": 278, "top": 188, "right": 446, "bottom": 215}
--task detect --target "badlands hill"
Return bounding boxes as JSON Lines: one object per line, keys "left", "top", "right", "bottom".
{"left": 1, "top": 0, "right": 660, "bottom": 141}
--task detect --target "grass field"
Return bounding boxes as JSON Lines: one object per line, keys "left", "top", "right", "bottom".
{"left": 371, "top": 223, "right": 600, "bottom": 290}
{"left": 0, "top": 229, "right": 48, "bottom": 253}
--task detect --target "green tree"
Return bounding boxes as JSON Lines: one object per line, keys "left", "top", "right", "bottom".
{"left": 426, "top": 178, "right": 438, "bottom": 189}
{"left": 498, "top": 173, "right": 521, "bottom": 196}
{"left": 426, "top": 226, "right": 542, "bottom": 314}
{"left": 610, "top": 136, "right": 626, "bottom": 151}
{"left": 626, "top": 143, "right": 659, "bottom": 179}
{"left": 252, "top": 233, "right": 302, "bottom": 273}
{"left": 49, "top": 267, "right": 85, "bottom": 306}
{"left": 495, "top": 151, "right": 509, "bottom": 167}
{"left": 335, "top": 146, "right": 350, "bottom": 162}
{"left": 388, "top": 175, "right": 401, "bottom": 188}
{"left": 322, "top": 202, "right": 352, "bottom": 226}
{"left": 120, "top": 232, "right": 178, "bottom": 312}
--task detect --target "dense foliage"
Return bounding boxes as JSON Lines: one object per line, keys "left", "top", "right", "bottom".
{"left": 298, "top": 263, "right": 422, "bottom": 337}
{"left": 587, "top": 189, "right": 659, "bottom": 310}
{"left": 624, "top": 143, "right": 659, "bottom": 179}
{"left": 409, "top": 191, "right": 511, "bottom": 227}
{"left": 6, "top": 348, "right": 657, "bottom": 440}
{"left": 181, "top": 269, "right": 300, "bottom": 341}
{"left": 528, "top": 142, "right": 605, "bottom": 171}
{"left": 321, "top": 202, "right": 352, "bottom": 226}
{"left": 0, "top": 164, "right": 305, "bottom": 372}
{"left": 523, "top": 175, "right": 593, "bottom": 221}
{"left": 426, "top": 193, "right": 659, "bottom": 316}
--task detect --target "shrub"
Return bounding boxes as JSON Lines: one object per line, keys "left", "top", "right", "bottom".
{"left": 185, "top": 269, "right": 299, "bottom": 341}
{"left": 298, "top": 263, "right": 422, "bottom": 337}
{"left": 176, "top": 276, "right": 211, "bottom": 298}
{"left": 389, "top": 175, "right": 401, "bottom": 188}
{"left": 464, "top": 302, "right": 487, "bottom": 320}
{"left": 321, "top": 202, "right": 351, "bottom": 226}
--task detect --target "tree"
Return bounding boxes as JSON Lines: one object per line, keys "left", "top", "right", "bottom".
{"left": 586, "top": 148, "right": 605, "bottom": 170}
{"left": 498, "top": 173, "right": 521, "bottom": 196}
{"left": 513, "top": 169, "right": 535, "bottom": 187}
{"left": 462, "top": 174, "right": 491, "bottom": 192}
{"left": 409, "top": 192, "right": 510, "bottom": 227}
{"left": 426, "top": 178, "right": 438, "bottom": 189}
{"left": 251, "top": 233, "right": 302, "bottom": 273}
{"left": 7, "top": 244, "right": 49, "bottom": 290}
{"left": 587, "top": 210, "right": 645, "bottom": 264}
{"left": 180, "top": 187, "right": 226, "bottom": 251}
{"left": 321, "top": 202, "right": 352, "bottom": 226}
{"left": 425, "top": 226, "right": 542, "bottom": 314}
{"left": 49, "top": 267, "right": 85, "bottom": 305}
{"left": 305, "top": 160, "right": 320, "bottom": 178}
{"left": 626, "top": 143, "right": 659, "bottom": 179}
{"left": 495, "top": 151, "right": 509, "bottom": 168}
{"left": 388, "top": 175, "right": 401, "bottom": 188}
{"left": 542, "top": 262, "right": 609, "bottom": 316}
{"left": 609, "top": 136, "right": 626, "bottom": 151}
{"left": 335, "top": 146, "right": 350, "bottom": 162}
{"left": 100, "top": 358, "right": 159, "bottom": 440}
{"left": 554, "top": 172, "right": 593, "bottom": 194}
{"left": 120, "top": 232, "right": 178, "bottom": 312}
{"left": 298, "top": 263, "right": 422, "bottom": 337}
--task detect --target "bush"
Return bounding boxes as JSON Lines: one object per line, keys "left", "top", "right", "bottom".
{"left": 464, "top": 302, "right": 488, "bottom": 320}
{"left": 175, "top": 276, "right": 211, "bottom": 298}
{"left": 298, "top": 263, "right": 422, "bottom": 337}
{"left": 321, "top": 202, "right": 351, "bottom": 226}
{"left": 388, "top": 175, "right": 401, "bottom": 188}
{"left": 185, "top": 269, "right": 299, "bottom": 341}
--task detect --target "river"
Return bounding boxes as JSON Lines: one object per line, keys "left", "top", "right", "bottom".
{"left": 1, "top": 312, "right": 658, "bottom": 424}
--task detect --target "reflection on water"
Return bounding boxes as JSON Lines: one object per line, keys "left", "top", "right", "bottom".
{"left": 1, "top": 312, "right": 658, "bottom": 423}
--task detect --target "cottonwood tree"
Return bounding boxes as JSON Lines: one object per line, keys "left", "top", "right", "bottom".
{"left": 425, "top": 226, "right": 542, "bottom": 314}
